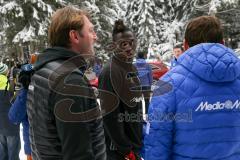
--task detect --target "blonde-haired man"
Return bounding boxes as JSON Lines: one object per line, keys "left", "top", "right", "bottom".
{"left": 27, "top": 6, "right": 106, "bottom": 160}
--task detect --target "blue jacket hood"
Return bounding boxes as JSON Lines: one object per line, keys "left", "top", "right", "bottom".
{"left": 178, "top": 43, "right": 240, "bottom": 82}
{"left": 135, "top": 58, "right": 147, "bottom": 66}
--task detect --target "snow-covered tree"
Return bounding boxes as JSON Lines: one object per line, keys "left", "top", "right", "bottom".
{"left": 126, "top": 0, "right": 196, "bottom": 60}
{"left": 192, "top": 0, "right": 238, "bottom": 17}
{"left": 192, "top": 0, "right": 240, "bottom": 48}
{"left": 0, "top": 0, "right": 65, "bottom": 60}
{"left": 154, "top": 0, "right": 196, "bottom": 61}
{"left": 127, "top": 0, "right": 157, "bottom": 51}
{"left": 156, "top": 0, "right": 196, "bottom": 45}
{"left": 0, "top": 0, "right": 125, "bottom": 60}
{"left": 94, "top": 0, "right": 122, "bottom": 57}
{"left": 70, "top": 0, "right": 123, "bottom": 58}
{"left": 1, "top": 0, "right": 239, "bottom": 62}
{"left": 117, "top": 0, "right": 128, "bottom": 17}
{"left": 216, "top": 0, "right": 240, "bottom": 48}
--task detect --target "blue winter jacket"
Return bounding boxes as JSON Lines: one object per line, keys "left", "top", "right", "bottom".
{"left": 93, "top": 63, "right": 102, "bottom": 77}
{"left": 8, "top": 88, "right": 31, "bottom": 155}
{"left": 144, "top": 43, "right": 240, "bottom": 160}
{"left": 170, "top": 58, "right": 178, "bottom": 68}
{"left": 134, "top": 58, "right": 153, "bottom": 87}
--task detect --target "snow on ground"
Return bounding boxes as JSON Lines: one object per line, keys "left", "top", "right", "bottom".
{"left": 19, "top": 125, "right": 25, "bottom": 160}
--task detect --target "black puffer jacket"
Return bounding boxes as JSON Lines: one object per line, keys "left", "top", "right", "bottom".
{"left": 27, "top": 47, "right": 106, "bottom": 160}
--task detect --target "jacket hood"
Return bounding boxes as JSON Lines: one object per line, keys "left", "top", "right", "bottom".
{"left": 135, "top": 58, "right": 147, "bottom": 66}
{"left": 136, "top": 58, "right": 146, "bottom": 63}
{"left": 178, "top": 43, "right": 240, "bottom": 82}
{"left": 34, "top": 47, "right": 87, "bottom": 71}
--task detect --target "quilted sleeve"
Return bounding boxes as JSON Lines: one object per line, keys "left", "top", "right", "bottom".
{"left": 8, "top": 89, "right": 28, "bottom": 124}
{"left": 144, "top": 75, "right": 175, "bottom": 160}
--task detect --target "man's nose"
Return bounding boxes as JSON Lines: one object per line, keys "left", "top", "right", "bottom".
{"left": 93, "top": 32, "right": 98, "bottom": 42}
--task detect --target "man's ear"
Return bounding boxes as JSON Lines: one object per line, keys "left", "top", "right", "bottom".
{"left": 183, "top": 39, "right": 189, "bottom": 51}
{"left": 69, "top": 30, "right": 80, "bottom": 44}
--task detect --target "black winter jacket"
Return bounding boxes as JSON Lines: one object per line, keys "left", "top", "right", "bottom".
{"left": 27, "top": 47, "right": 106, "bottom": 160}
{"left": 98, "top": 56, "right": 143, "bottom": 159}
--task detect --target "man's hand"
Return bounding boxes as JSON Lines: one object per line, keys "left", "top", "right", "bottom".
{"left": 125, "top": 151, "right": 136, "bottom": 160}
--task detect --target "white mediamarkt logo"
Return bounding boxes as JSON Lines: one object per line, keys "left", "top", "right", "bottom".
{"left": 130, "top": 97, "right": 144, "bottom": 103}
{"left": 195, "top": 100, "right": 240, "bottom": 111}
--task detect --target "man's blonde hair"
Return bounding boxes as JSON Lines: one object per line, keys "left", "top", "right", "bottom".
{"left": 48, "top": 6, "right": 89, "bottom": 48}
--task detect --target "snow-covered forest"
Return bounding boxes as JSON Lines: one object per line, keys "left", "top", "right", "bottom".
{"left": 0, "top": 0, "right": 240, "bottom": 62}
